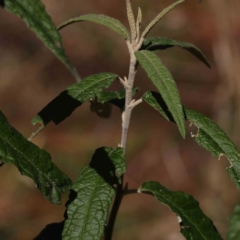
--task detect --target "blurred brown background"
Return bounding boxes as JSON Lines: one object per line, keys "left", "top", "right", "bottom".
{"left": 1, "top": 0, "right": 240, "bottom": 239}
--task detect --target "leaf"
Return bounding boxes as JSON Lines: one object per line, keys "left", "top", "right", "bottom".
{"left": 185, "top": 108, "right": 240, "bottom": 189}
{"left": 135, "top": 50, "right": 185, "bottom": 138}
{"left": 58, "top": 14, "right": 129, "bottom": 40}
{"left": 126, "top": 0, "right": 137, "bottom": 41}
{"left": 142, "top": 0, "right": 184, "bottom": 38}
{"left": 3, "top": 0, "right": 80, "bottom": 82}
{"left": 89, "top": 147, "right": 125, "bottom": 185}
{"left": 140, "top": 181, "right": 223, "bottom": 240}
{"left": 104, "top": 147, "right": 126, "bottom": 183}
{"left": 31, "top": 73, "right": 117, "bottom": 136}
{"left": 62, "top": 167, "right": 115, "bottom": 240}
{"left": 0, "top": 111, "right": 71, "bottom": 204}
{"left": 142, "top": 37, "right": 211, "bottom": 68}
{"left": 89, "top": 87, "right": 138, "bottom": 117}
{"left": 226, "top": 205, "right": 240, "bottom": 240}
{"left": 96, "top": 87, "right": 138, "bottom": 104}
{"left": 142, "top": 91, "right": 174, "bottom": 122}
{"left": 143, "top": 91, "right": 240, "bottom": 190}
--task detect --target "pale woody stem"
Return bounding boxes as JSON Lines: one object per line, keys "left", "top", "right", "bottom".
{"left": 120, "top": 51, "right": 137, "bottom": 152}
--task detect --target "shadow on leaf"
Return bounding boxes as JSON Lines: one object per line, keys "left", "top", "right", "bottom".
{"left": 34, "top": 90, "right": 82, "bottom": 126}
{"left": 90, "top": 98, "right": 112, "bottom": 118}
{"left": 33, "top": 221, "right": 64, "bottom": 240}
{"left": 148, "top": 91, "right": 187, "bottom": 122}
{"left": 90, "top": 147, "right": 118, "bottom": 186}
{"left": 110, "top": 98, "right": 125, "bottom": 111}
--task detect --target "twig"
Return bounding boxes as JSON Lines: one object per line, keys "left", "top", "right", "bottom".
{"left": 105, "top": 14, "right": 141, "bottom": 240}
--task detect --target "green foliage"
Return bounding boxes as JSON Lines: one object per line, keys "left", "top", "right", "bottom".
{"left": 31, "top": 73, "right": 117, "bottom": 131}
{"left": 143, "top": 91, "right": 240, "bottom": 190}
{"left": 96, "top": 87, "right": 138, "bottom": 104}
{"left": 140, "top": 181, "right": 223, "bottom": 240}
{"left": 135, "top": 50, "right": 186, "bottom": 138}
{"left": 227, "top": 205, "right": 240, "bottom": 240}
{"left": 62, "top": 167, "right": 115, "bottom": 240}
{"left": 141, "top": 0, "right": 184, "bottom": 38}
{"left": 103, "top": 147, "right": 126, "bottom": 183}
{"left": 0, "top": 111, "right": 71, "bottom": 204}
{"left": 4, "top": 0, "right": 80, "bottom": 82}
{"left": 58, "top": 14, "right": 129, "bottom": 40}
{"left": 142, "top": 37, "right": 211, "bottom": 68}
{"left": 1, "top": 0, "right": 239, "bottom": 239}
{"left": 185, "top": 108, "right": 240, "bottom": 188}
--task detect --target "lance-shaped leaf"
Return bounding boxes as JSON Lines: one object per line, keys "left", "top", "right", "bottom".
{"left": 139, "top": 181, "right": 223, "bottom": 240}
{"left": 143, "top": 91, "right": 240, "bottom": 189}
{"left": 141, "top": 0, "right": 184, "bottom": 38}
{"left": 30, "top": 73, "right": 117, "bottom": 138}
{"left": 62, "top": 166, "right": 115, "bottom": 240}
{"left": 185, "top": 108, "right": 240, "bottom": 189}
{"left": 3, "top": 0, "right": 80, "bottom": 82}
{"left": 0, "top": 111, "right": 71, "bottom": 204}
{"left": 58, "top": 14, "right": 129, "bottom": 40}
{"left": 227, "top": 205, "right": 240, "bottom": 240}
{"left": 135, "top": 50, "right": 185, "bottom": 138}
{"left": 142, "top": 37, "right": 210, "bottom": 68}
{"left": 126, "top": 0, "right": 137, "bottom": 41}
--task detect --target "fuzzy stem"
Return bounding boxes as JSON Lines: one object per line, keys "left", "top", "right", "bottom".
{"left": 105, "top": 40, "right": 139, "bottom": 240}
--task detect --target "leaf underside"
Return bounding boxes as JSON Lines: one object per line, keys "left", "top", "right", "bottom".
{"left": 0, "top": 111, "right": 71, "bottom": 204}
{"left": 4, "top": 0, "right": 80, "bottom": 81}
{"left": 135, "top": 50, "right": 185, "bottom": 138}
{"left": 143, "top": 91, "right": 240, "bottom": 190}
{"left": 62, "top": 167, "right": 115, "bottom": 240}
{"left": 31, "top": 73, "right": 117, "bottom": 128}
{"left": 226, "top": 205, "right": 240, "bottom": 240}
{"left": 58, "top": 14, "right": 129, "bottom": 40}
{"left": 142, "top": 37, "right": 211, "bottom": 68}
{"left": 140, "top": 181, "right": 223, "bottom": 240}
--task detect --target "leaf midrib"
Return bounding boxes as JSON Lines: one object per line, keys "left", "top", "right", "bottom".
{"left": 12, "top": 1, "right": 60, "bottom": 49}
{"left": 143, "top": 187, "right": 214, "bottom": 240}
{"left": 69, "top": 75, "right": 116, "bottom": 101}
{"left": 141, "top": 51, "right": 183, "bottom": 132}
{"left": 0, "top": 133, "right": 58, "bottom": 190}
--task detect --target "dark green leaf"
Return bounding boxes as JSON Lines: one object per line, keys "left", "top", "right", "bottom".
{"left": 142, "top": 0, "right": 184, "bottom": 38}
{"left": 135, "top": 50, "right": 185, "bottom": 138}
{"left": 104, "top": 147, "right": 125, "bottom": 183}
{"left": 58, "top": 14, "right": 129, "bottom": 40}
{"left": 62, "top": 167, "right": 115, "bottom": 240}
{"left": 89, "top": 147, "right": 125, "bottom": 186}
{"left": 4, "top": 0, "right": 80, "bottom": 81}
{"left": 142, "top": 37, "right": 210, "bottom": 68}
{"left": 185, "top": 108, "right": 240, "bottom": 189}
{"left": 96, "top": 87, "right": 138, "bottom": 104}
{"left": 140, "top": 181, "right": 223, "bottom": 240}
{"left": 143, "top": 91, "right": 240, "bottom": 189}
{"left": 31, "top": 73, "right": 117, "bottom": 135}
{"left": 227, "top": 205, "right": 240, "bottom": 240}
{"left": 0, "top": 111, "right": 71, "bottom": 204}
{"left": 142, "top": 91, "right": 174, "bottom": 122}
